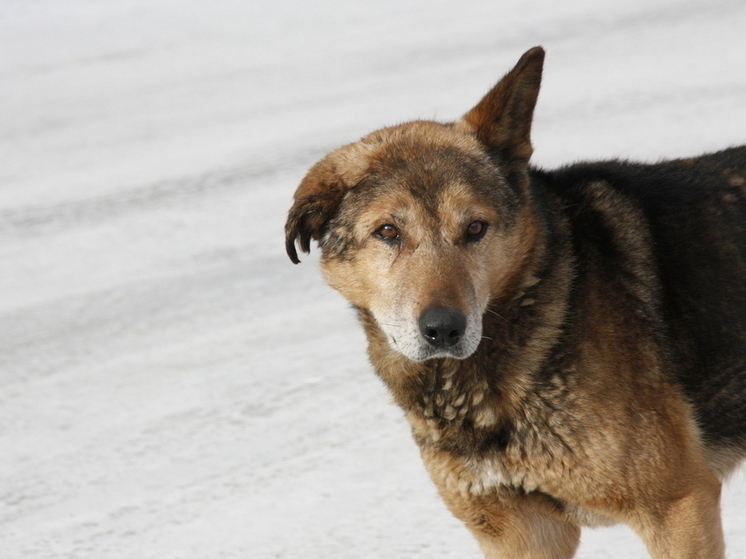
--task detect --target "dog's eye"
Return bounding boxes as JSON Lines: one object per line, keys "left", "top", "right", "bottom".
{"left": 375, "top": 224, "right": 400, "bottom": 242}
{"left": 465, "top": 220, "right": 488, "bottom": 243}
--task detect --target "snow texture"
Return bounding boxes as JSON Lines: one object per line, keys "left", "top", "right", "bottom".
{"left": 1, "top": 1, "right": 745, "bottom": 557}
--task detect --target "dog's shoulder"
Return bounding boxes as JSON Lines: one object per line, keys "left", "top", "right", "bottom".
{"left": 532, "top": 148, "right": 746, "bottom": 454}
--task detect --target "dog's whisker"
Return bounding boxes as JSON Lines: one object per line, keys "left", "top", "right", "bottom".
{"left": 485, "top": 308, "right": 509, "bottom": 322}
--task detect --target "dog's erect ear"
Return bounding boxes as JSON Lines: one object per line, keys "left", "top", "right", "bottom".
{"left": 285, "top": 158, "right": 348, "bottom": 264}
{"left": 461, "top": 46, "right": 544, "bottom": 167}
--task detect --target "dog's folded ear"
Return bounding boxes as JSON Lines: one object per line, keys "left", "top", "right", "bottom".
{"left": 461, "top": 46, "right": 544, "bottom": 168}
{"left": 285, "top": 157, "right": 347, "bottom": 264}
{"left": 286, "top": 141, "right": 380, "bottom": 263}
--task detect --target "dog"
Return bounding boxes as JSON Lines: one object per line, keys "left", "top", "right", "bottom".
{"left": 285, "top": 47, "right": 746, "bottom": 558}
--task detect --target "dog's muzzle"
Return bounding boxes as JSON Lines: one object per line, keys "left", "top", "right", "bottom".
{"left": 374, "top": 303, "right": 481, "bottom": 361}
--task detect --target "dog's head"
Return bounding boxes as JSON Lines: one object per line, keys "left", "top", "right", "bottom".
{"left": 286, "top": 47, "right": 544, "bottom": 361}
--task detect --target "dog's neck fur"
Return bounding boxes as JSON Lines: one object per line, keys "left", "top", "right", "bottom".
{"left": 357, "top": 185, "right": 577, "bottom": 456}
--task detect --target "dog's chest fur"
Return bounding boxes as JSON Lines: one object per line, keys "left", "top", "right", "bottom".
{"left": 403, "top": 359, "right": 617, "bottom": 527}
{"left": 406, "top": 358, "right": 568, "bottom": 487}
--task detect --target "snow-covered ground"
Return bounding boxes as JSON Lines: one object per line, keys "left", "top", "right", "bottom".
{"left": 1, "top": 1, "right": 745, "bottom": 557}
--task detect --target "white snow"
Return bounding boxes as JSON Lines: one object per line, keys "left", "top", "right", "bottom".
{"left": 1, "top": 1, "right": 745, "bottom": 557}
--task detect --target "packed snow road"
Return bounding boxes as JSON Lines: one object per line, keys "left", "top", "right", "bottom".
{"left": 1, "top": 1, "right": 745, "bottom": 557}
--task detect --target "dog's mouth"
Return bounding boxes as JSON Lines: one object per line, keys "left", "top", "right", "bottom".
{"left": 388, "top": 335, "right": 479, "bottom": 361}
{"left": 418, "top": 344, "right": 476, "bottom": 361}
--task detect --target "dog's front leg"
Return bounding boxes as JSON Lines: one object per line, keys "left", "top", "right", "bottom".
{"left": 633, "top": 481, "right": 725, "bottom": 559}
{"left": 442, "top": 490, "right": 580, "bottom": 559}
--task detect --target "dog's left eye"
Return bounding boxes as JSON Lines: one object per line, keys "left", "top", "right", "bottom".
{"left": 465, "top": 220, "right": 488, "bottom": 243}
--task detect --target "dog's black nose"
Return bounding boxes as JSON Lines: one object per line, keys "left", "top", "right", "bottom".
{"left": 419, "top": 307, "right": 466, "bottom": 348}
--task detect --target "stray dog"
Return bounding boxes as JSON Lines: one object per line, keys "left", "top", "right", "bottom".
{"left": 285, "top": 47, "right": 746, "bottom": 558}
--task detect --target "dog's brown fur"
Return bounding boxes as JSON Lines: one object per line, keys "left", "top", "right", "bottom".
{"left": 285, "top": 47, "right": 746, "bottom": 558}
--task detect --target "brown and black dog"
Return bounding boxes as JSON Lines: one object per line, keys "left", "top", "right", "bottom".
{"left": 285, "top": 47, "right": 746, "bottom": 558}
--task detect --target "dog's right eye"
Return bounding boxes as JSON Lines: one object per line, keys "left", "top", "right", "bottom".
{"left": 465, "top": 220, "right": 488, "bottom": 243}
{"left": 375, "top": 224, "right": 400, "bottom": 242}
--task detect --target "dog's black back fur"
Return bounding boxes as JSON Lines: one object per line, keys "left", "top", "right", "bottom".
{"left": 532, "top": 146, "right": 746, "bottom": 450}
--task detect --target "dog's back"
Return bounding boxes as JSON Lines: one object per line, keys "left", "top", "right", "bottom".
{"left": 538, "top": 146, "right": 746, "bottom": 468}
